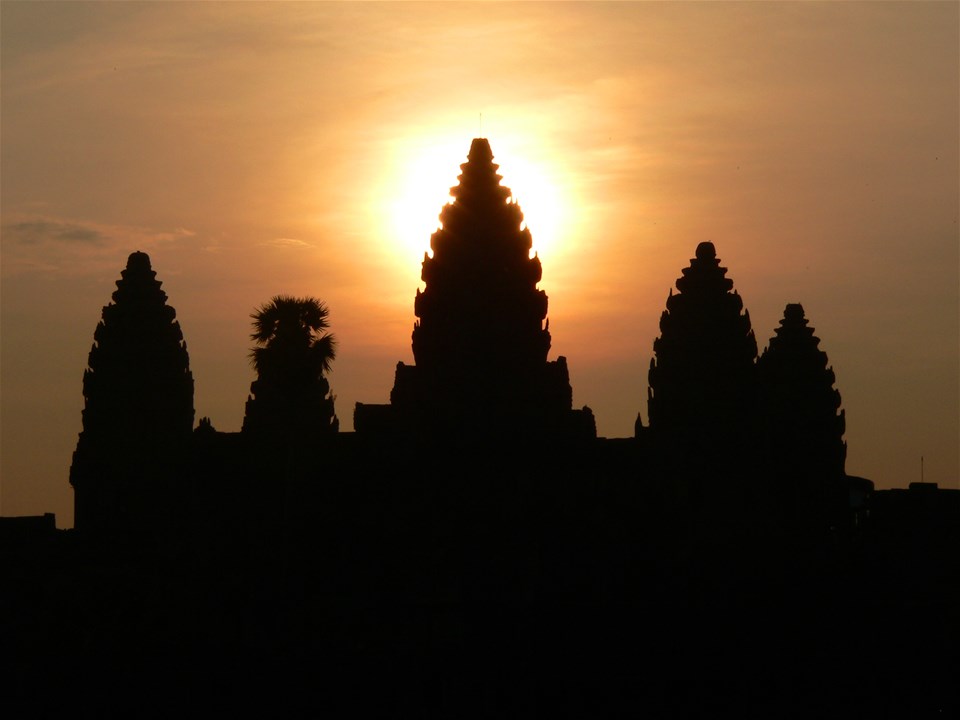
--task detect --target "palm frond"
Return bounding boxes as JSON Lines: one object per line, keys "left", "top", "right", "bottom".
{"left": 298, "top": 298, "right": 330, "bottom": 332}
{"left": 309, "top": 334, "right": 337, "bottom": 375}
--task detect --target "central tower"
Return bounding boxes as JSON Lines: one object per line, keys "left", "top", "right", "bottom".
{"left": 356, "top": 138, "right": 594, "bottom": 442}
{"left": 414, "top": 138, "right": 550, "bottom": 380}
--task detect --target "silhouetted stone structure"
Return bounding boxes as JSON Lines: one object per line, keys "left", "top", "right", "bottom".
{"left": 69, "top": 251, "right": 194, "bottom": 538}
{"left": 645, "top": 241, "right": 759, "bottom": 508}
{"left": 355, "top": 138, "right": 595, "bottom": 442}
{"left": 34, "top": 137, "right": 959, "bottom": 716}
{"left": 758, "top": 303, "right": 848, "bottom": 527}
{"left": 242, "top": 295, "right": 339, "bottom": 442}
{"left": 0, "top": 513, "right": 57, "bottom": 547}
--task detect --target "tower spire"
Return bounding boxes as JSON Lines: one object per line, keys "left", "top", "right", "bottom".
{"left": 70, "top": 251, "right": 194, "bottom": 537}
{"left": 355, "top": 138, "right": 595, "bottom": 442}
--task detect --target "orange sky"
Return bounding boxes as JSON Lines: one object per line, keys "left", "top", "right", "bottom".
{"left": 2, "top": 1, "right": 958, "bottom": 527}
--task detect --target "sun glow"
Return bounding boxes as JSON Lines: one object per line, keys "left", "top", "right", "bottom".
{"left": 382, "top": 132, "right": 568, "bottom": 273}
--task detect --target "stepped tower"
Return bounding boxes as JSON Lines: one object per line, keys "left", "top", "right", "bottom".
{"left": 758, "top": 304, "right": 847, "bottom": 524}
{"left": 646, "top": 242, "right": 758, "bottom": 477}
{"left": 69, "top": 251, "right": 194, "bottom": 535}
{"left": 356, "top": 138, "right": 594, "bottom": 442}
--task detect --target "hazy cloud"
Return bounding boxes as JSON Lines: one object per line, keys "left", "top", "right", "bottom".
{"left": 1, "top": 216, "right": 202, "bottom": 278}
{"left": 4, "top": 219, "right": 106, "bottom": 246}
{"left": 3, "top": 218, "right": 198, "bottom": 248}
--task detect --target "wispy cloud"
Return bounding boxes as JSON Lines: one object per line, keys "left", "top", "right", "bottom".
{"left": 263, "top": 237, "right": 311, "bottom": 249}
{"left": 4, "top": 219, "right": 106, "bottom": 246}
{"left": 1, "top": 215, "right": 201, "bottom": 277}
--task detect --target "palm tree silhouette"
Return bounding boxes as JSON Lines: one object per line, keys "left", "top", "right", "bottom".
{"left": 249, "top": 295, "right": 336, "bottom": 384}
{"left": 243, "top": 295, "right": 338, "bottom": 437}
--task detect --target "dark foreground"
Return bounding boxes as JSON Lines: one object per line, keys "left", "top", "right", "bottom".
{"left": 3, "top": 461, "right": 957, "bottom": 717}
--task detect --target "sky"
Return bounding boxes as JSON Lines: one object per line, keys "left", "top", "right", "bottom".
{"left": 2, "top": 1, "right": 957, "bottom": 527}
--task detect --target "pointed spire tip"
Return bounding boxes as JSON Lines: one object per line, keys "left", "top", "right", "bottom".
{"left": 468, "top": 137, "right": 494, "bottom": 162}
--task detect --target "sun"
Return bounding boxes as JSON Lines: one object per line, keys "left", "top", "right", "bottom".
{"left": 381, "top": 132, "right": 567, "bottom": 272}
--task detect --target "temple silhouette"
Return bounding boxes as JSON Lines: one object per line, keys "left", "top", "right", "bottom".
{"left": 67, "top": 138, "right": 860, "bottom": 543}
{"left": 4, "top": 139, "right": 956, "bottom": 714}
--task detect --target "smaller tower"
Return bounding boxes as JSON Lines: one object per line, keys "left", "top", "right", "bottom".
{"left": 758, "top": 304, "right": 847, "bottom": 526}
{"left": 70, "top": 251, "right": 194, "bottom": 537}
{"left": 647, "top": 242, "right": 758, "bottom": 453}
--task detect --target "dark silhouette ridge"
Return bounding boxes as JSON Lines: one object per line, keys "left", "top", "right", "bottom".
{"left": 758, "top": 303, "right": 848, "bottom": 528}
{"left": 355, "top": 138, "right": 595, "bottom": 442}
{"left": 68, "top": 250, "right": 193, "bottom": 539}
{"left": 242, "top": 295, "right": 339, "bottom": 441}
{"left": 6, "top": 140, "right": 956, "bottom": 715}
